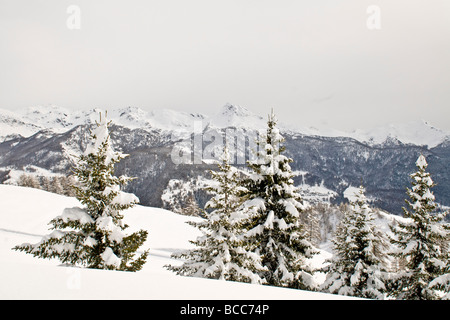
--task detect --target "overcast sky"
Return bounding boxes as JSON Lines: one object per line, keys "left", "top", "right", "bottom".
{"left": 0, "top": 0, "right": 449, "bottom": 132}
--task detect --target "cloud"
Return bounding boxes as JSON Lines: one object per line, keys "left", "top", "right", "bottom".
{"left": 0, "top": 0, "right": 449, "bottom": 132}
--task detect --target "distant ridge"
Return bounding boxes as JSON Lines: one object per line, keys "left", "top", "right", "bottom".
{"left": 1, "top": 103, "right": 449, "bottom": 147}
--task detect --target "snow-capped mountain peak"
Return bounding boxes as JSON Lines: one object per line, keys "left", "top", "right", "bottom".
{"left": 1, "top": 104, "right": 449, "bottom": 147}
{"left": 19, "top": 105, "right": 73, "bottom": 132}
{"left": 220, "top": 103, "right": 254, "bottom": 117}
{"left": 209, "top": 103, "right": 265, "bottom": 129}
{"left": 102, "top": 106, "right": 152, "bottom": 129}
{"left": 146, "top": 108, "right": 205, "bottom": 131}
{"left": 0, "top": 108, "right": 42, "bottom": 140}
{"left": 349, "top": 119, "right": 450, "bottom": 148}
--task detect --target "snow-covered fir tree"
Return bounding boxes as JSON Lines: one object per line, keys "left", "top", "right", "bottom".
{"left": 320, "top": 185, "right": 390, "bottom": 299}
{"left": 41, "top": 176, "right": 52, "bottom": 192}
{"left": 50, "top": 176, "right": 64, "bottom": 195}
{"left": 166, "top": 146, "right": 265, "bottom": 284}
{"left": 388, "top": 154, "right": 448, "bottom": 299}
{"left": 429, "top": 221, "right": 450, "bottom": 299}
{"left": 241, "top": 110, "right": 317, "bottom": 289}
{"left": 182, "top": 194, "right": 201, "bottom": 216}
{"left": 302, "top": 206, "right": 322, "bottom": 246}
{"left": 14, "top": 113, "right": 149, "bottom": 272}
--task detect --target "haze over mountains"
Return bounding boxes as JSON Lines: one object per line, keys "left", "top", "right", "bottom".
{"left": 1, "top": 103, "right": 449, "bottom": 215}
{"left": 1, "top": 104, "right": 449, "bottom": 147}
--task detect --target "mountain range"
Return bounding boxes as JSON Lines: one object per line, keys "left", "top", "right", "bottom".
{"left": 1, "top": 103, "right": 449, "bottom": 215}
{"left": 1, "top": 103, "right": 449, "bottom": 147}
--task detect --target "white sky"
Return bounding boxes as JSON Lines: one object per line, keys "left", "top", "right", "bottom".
{"left": 0, "top": 0, "right": 449, "bottom": 132}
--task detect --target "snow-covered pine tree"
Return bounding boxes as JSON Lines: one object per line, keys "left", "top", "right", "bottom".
{"left": 13, "top": 113, "right": 149, "bottom": 272}
{"left": 320, "top": 185, "right": 390, "bottom": 299}
{"left": 60, "top": 175, "right": 77, "bottom": 197}
{"left": 388, "top": 154, "right": 448, "bottom": 300}
{"left": 429, "top": 221, "right": 450, "bottom": 299}
{"left": 302, "top": 206, "right": 322, "bottom": 246}
{"left": 40, "top": 176, "right": 52, "bottom": 192}
{"left": 50, "top": 176, "right": 64, "bottom": 195}
{"left": 242, "top": 109, "right": 317, "bottom": 289}
{"left": 166, "top": 146, "right": 265, "bottom": 284}
{"left": 182, "top": 194, "right": 201, "bottom": 216}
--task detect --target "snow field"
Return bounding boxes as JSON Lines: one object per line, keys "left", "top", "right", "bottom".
{"left": 0, "top": 185, "right": 353, "bottom": 300}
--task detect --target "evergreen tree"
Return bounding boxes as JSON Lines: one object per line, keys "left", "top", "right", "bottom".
{"left": 166, "top": 146, "right": 265, "bottom": 284}
{"left": 62, "top": 175, "right": 78, "bottom": 197}
{"left": 429, "top": 222, "right": 450, "bottom": 299}
{"left": 242, "top": 110, "right": 317, "bottom": 289}
{"left": 13, "top": 113, "right": 149, "bottom": 272}
{"left": 320, "top": 185, "right": 390, "bottom": 299}
{"left": 182, "top": 194, "right": 201, "bottom": 216}
{"left": 388, "top": 154, "right": 448, "bottom": 299}
{"left": 40, "top": 176, "right": 52, "bottom": 192}
{"left": 302, "top": 206, "right": 322, "bottom": 247}
{"left": 50, "top": 176, "right": 64, "bottom": 195}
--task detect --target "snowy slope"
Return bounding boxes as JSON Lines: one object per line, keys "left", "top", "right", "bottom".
{"left": 2, "top": 104, "right": 448, "bottom": 147}
{"left": 0, "top": 185, "right": 352, "bottom": 300}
